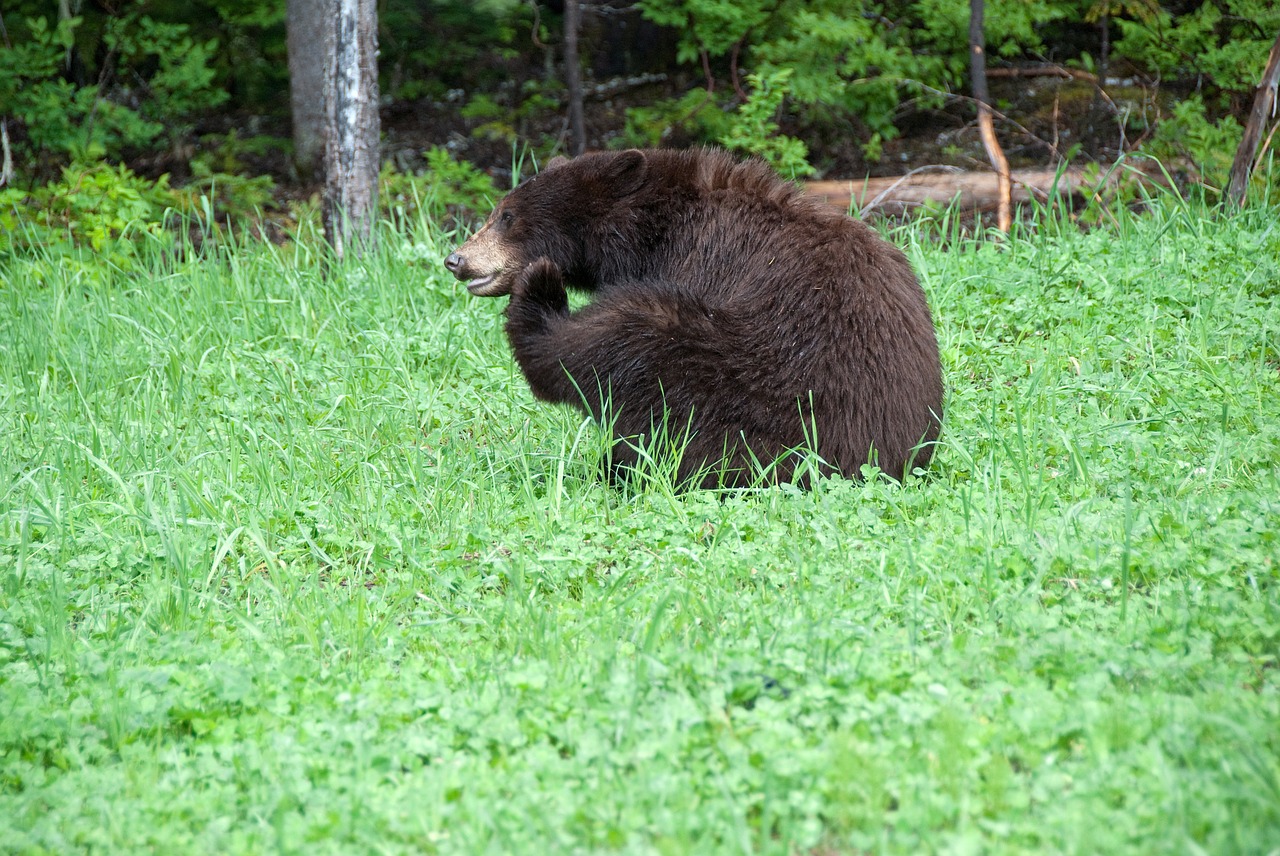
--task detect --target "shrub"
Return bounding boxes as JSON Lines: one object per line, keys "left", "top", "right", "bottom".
{"left": 718, "top": 71, "right": 814, "bottom": 179}
{"left": 1113, "top": 1, "right": 1280, "bottom": 98}
{"left": 632, "top": 0, "right": 1069, "bottom": 164}
{"left": 0, "top": 12, "right": 225, "bottom": 183}
{"left": 0, "top": 161, "right": 187, "bottom": 279}
{"left": 380, "top": 146, "right": 500, "bottom": 228}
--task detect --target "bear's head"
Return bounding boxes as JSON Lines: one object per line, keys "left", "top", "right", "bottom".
{"left": 444, "top": 149, "right": 649, "bottom": 297}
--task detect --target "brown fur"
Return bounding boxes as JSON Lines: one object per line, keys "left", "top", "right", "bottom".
{"left": 445, "top": 148, "right": 944, "bottom": 488}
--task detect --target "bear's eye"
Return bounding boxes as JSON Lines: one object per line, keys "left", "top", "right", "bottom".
{"left": 499, "top": 210, "right": 515, "bottom": 228}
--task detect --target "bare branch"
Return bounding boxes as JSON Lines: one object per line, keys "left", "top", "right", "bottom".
{"left": 1227, "top": 29, "right": 1280, "bottom": 207}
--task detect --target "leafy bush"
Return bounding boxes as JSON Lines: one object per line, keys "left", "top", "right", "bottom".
{"left": 628, "top": 0, "right": 1280, "bottom": 173}
{"left": 0, "top": 162, "right": 185, "bottom": 278}
{"left": 380, "top": 0, "right": 535, "bottom": 100}
{"left": 1114, "top": 1, "right": 1280, "bottom": 98}
{"left": 0, "top": 157, "right": 289, "bottom": 261}
{"left": 633, "top": 0, "right": 1071, "bottom": 165}
{"left": 1134, "top": 96, "right": 1278, "bottom": 207}
{"left": 380, "top": 146, "right": 500, "bottom": 227}
{"left": 0, "top": 12, "right": 226, "bottom": 183}
{"left": 0, "top": 17, "right": 161, "bottom": 176}
{"left": 184, "top": 131, "right": 289, "bottom": 220}
{"left": 105, "top": 15, "right": 228, "bottom": 144}
{"left": 718, "top": 71, "right": 814, "bottom": 178}
{"left": 615, "top": 71, "right": 813, "bottom": 178}
{"left": 1145, "top": 96, "right": 1244, "bottom": 190}
{"left": 617, "top": 89, "right": 733, "bottom": 150}
{"left": 188, "top": 162, "right": 279, "bottom": 221}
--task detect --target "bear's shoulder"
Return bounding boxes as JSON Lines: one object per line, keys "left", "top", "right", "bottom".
{"left": 660, "top": 149, "right": 851, "bottom": 234}
{"left": 667, "top": 148, "right": 806, "bottom": 210}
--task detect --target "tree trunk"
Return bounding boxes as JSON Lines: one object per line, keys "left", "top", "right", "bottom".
{"left": 287, "top": 0, "right": 327, "bottom": 182}
{"left": 0, "top": 120, "right": 12, "bottom": 189}
{"left": 1226, "top": 29, "right": 1280, "bottom": 208}
{"left": 323, "top": 0, "right": 381, "bottom": 259}
{"left": 1099, "top": 13, "right": 1109, "bottom": 87}
{"left": 1089, "top": 13, "right": 1111, "bottom": 142}
{"left": 564, "top": 0, "right": 587, "bottom": 156}
{"left": 969, "top": 0, "right": 1011, "bottom": 233}
{"left": 1, "top": 10, "right": 13, "bottom": 187}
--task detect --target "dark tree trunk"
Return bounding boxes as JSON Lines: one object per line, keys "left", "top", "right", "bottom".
{"left": 323, "top": 0, "right": 380, "bottom": 259}
{"left": 969, "top": 0, "right": 1011, "bottom": 232}
{"left": 1227, "top": 29, "right": 1280, "bottom": 208}
{"left": 564, "top": 0, "right": 586, "bottom": 156}
{"left": 287, "top": 0, "right": 327, "bottom": 182}
{"left": 1099, "top": 13, "right": 1109, "bottom": 87}
{"left": 1085, "top": 12, "right": 1113, "bottom": 150}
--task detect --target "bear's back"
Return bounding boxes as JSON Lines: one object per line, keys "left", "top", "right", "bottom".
{"left": 643, "top": 149, "right": 943, "bottom": 477}
{"left": 646, "top": 150, "right": 923, "bottom": 328}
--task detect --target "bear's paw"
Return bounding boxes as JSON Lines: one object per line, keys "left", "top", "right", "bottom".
{"left": 512, "top": 258, "right": 569, "bottom": 312}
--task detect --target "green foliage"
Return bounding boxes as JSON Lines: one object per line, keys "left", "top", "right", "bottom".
{"left": 750, "top": 1, "right": 945, "bottom": 141}
{"left": 0, "top": 156, "right": 289, "bottom": 262}
{"left": 193, "top": 130, "right": 289, "bottom": 177}
{"left": 380, "top": 0, "right": 534, "bottom": 100}
{"left": 632, "top": 0, "right": 1072, "bottom": 161}
{"left": 617, "top": 89, "right": 732, "bottom": 149}
{"left": 717, "top": 71, "right": 815, "bottom": 178}
{"left": 1107, "top": 2, "right": 1279, "bottom": 199}
{"left": 4, "top": 0, "right": 289, "bottom": 108}
{"left": 1, "top": 194, "right": 1278, "bottom": 852}
{"left": 461, "top": 92, "right": 525, "bottom": 145}
{"left": 0, "top": 17, "right": 161, "bottom": 173}
{"left": 457, "top": 83, "right": 563, "bottom": 150}
{"left": 911, "top": 0, "right": 1072, "bottom": 68}
{"left": 637, "top": 0, "right": 773, "bottom": 62}
{"left": 380, "top": 146, "right": 500, "bottom": 227}
{"left": 628, "top": 0, "right": 1279, "bottom": 168}
{"left": 0, "top": 161, "right": 181, "bottom": 256}
{"left": 1145, "top": 96, "right": 1244, "bottom": 190}
{"left": 616, "top": 72, "right": 813, "bottom": 176}
{"left": 188, "top": 162, "right": 279, "bottom": 220}
{"left": 1114, "top": 0, "right": 1280, "bottom": 97}
{"left": 5, "top": 0, "right": 1278, "bottom": 194}
{"left": 0, "top": 10, "right": 227, "bottom": 182}
{"left": 104, "top": 15, "right": 229, "bottom": 141}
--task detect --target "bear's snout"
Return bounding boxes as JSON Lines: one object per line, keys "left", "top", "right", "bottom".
{"left": 446, "top": 221, "right": 520, "bottom": 297}
{"left": 444, "top": 238, "right": 513, "bottom": 297}
{"left": 442, "top": 250, "right": 489, "bottom": 288}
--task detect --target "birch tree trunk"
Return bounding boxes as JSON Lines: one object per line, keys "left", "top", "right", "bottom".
{"left": 969, "top": 0, "right": 1012, "bottom": 233}
{"left": 1, "top": 11, "right": 17, "bottom": 187}
{"left": 323, "top": 0, "right": 380, "bottom": 258}
{"left": 287, "top": 0, "right": 327, "bottom": 182}
{"left": 0, "top": 120, "right": 12, "bottom": 189}
{"left": 1226, "top": 29, "right": 1280, "bottom": 208}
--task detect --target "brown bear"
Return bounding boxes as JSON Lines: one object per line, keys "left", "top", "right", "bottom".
{"left": 444, "top": 148, "right": 943, "bottom": 489}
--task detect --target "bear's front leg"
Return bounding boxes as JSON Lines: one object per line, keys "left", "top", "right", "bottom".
{"left": 505, "top": 258, "right": 569, "bottom": 333}
{"left": 504, "top": 258, "right": 585, "bottom": 408}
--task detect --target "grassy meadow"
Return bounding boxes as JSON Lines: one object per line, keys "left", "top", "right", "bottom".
{"left": 1, "top": 194, "right": 1278, "bottom": 854}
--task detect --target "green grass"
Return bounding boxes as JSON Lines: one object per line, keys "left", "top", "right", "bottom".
{"left": 1, "top": 197, "right": 1278, "bottom": 854}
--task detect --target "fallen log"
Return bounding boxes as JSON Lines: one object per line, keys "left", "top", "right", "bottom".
{"left": 805, "top": 166, "right": 1116, "bottom": 214}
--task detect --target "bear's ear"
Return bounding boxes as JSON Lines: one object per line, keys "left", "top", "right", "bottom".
{"left": 602, "top": 149, "right": 647, "bottom": 197}
{"left": 545, "top": 155, "right": 569, "bottom": 172}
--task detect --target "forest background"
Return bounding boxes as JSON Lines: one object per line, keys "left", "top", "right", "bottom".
{"left": 2, "top": 0, "right": 1279, "bottom": 244}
